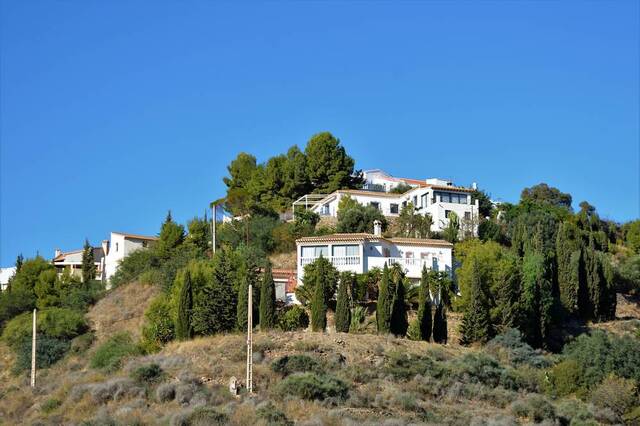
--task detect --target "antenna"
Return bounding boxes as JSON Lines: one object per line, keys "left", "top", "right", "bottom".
{"left": 246, "top": 283, "right": 253, "bottom": 394}
{"left": 31, "top": 308, "right": 36, "bottom": 388}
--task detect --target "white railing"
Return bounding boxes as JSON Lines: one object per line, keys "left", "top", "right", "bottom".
{"left": 300, "top": 256, "right": 361, "bottom": 267}
{"left": 368, "top": 256, "right": 435, "bottom": 278}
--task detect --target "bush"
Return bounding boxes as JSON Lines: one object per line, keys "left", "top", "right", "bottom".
{"left": 1, "top": 307, "right": 87, "bottom": 350}
{"left": 41, "top": 397, "right": 62, "bottom": 413}
{"left": 276, "top": 372, "right": 349, "bottom": 401}
{"left": 90, "top": 332, "right": 140, "bottom": 372}
{"left": 486, "top": 329, "right": 550, "bottom": 368}
{"left": 130, "top": 363, "right": 164, "bottom": 385}
{"left": 13, "top": 336, "right": 70, "bottom": 372}
{"left": 89, "top": 378, "right": 143, "bottom": 404}
{"left": 589, "top": 375, "right": 638, "bottom": 417}
{"left": 271, "top": 354, "right": 320, "bottom": 376}
{"left": 510, "top": 394, "right": 556, "bottom": 423}
{"left": 255, "top": 401, "right": 293, "bottom": 426}
{"left": 185, "top": 406, "right": 228, "bottom": 425}
{"left": 384, "top": 351, "right": 442, "bottom": 381}
{"left": 278, "top": 305, "right": 309, "bottom": 331}
{"left": 156, "top": 382, "right": 176, "bottom": 402}
{"left": 555, "top": 399, "right": 597, "bottom": 425}
{"left": 447, "top": 353, "right": 523, "bottom": 391}
{"left": 69, "top": 332, "right": 95, "bottom": 355}
{"left": 549, "top": 359, "right": 583, "bottom": 397}
{"left": 141, "top": 295, "right": 175, "bottom": 353}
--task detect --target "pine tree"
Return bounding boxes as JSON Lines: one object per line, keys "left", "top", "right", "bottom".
{"left": 376, "top": 263, "right": 392, "bottom": 334}
{"left": 335, "top": 274, "right": 351, "bottom": 333}
{"left": 390, "top": 277, "right": 409, "bottom": 337}
{"left": 432, "top": 302, "right": 448, "bottom": 344}
{"left": 236, "top": 262, "right": 249, "bottom": 331}
{"left": 416, "top": 266, "right": 433, "bottom": 341}
{"left": 176, "top": 270, "right": 193, "bottom": 340}
{"left": 311, "top": 259, "right": 327, "bottom": 332}
{"left": 81, "top": 238, "right": 96, "bottom": 284}
{"left": 259, "top": 263, "right": 276, "bottom": 330}
{"left": 459, "top": 259, "right": 492, "bottom": 344}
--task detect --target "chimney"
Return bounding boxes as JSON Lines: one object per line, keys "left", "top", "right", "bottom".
{"left": 373, "top": 220, "right": 382, "bottom": 237}
{"left": 101, "top": 240, "right": 110, "bottom": 256}
{"left": 472, "top": 182, "right": 478, "bottom": 190}
{"left": 54, "top": 248, "right": 61, "bottom": 258}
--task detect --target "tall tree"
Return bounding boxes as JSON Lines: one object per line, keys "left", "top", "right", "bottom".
{"left": 158, "top": 211, "right": 185, "bottom": 255}
{"left": 15, "top": 254, "right": 24, "bottom": 273}
{"left": 223, "top": 152, "right": 258, "bottom": 190}
{"left": 521, "top": 251, "right": 554, "bottom": 348}
{"left": 176, "top": 270, "right": 193, "bottom": 340}
{"left": 259, "top": 263, "right": 276, "bottom": 330}
{"left": 81, "top": 239, "right": 96, "bottom": 284}
{"left": 390, "top": 276, "right": 409, "bottom": 337}
{"left": 432, "top": 302, "right": 448, "bottom": 344}
{"left": 304, "top": 132, "right": 362, "bottom": 193}
{"left": 334, "top": 273, "right": 351, "bottom": 333}
{"left": 459, "top": 259, "right": 493, "bottom": 344}
{"left": 521, "top": 183, "right": 572, "bottom": 210}
{"left": 311, "top": 260, "right": 327, "bottom": 332}
{"left": 415, "top": 266, "right": 433, "bottom": 341}
{"left": 376, "top": 263, "right": 392, "bottom": 334}
{"left": 556, "top": 222, "right": 581, "bottom": 315}
{"left": 443, "top": 212, "right": 460, "bottom": 243}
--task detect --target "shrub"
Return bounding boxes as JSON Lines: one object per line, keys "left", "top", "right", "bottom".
{"left": 1, "top": 307, "right": 87, "bottom": 350}
{"left": 130, "top": 363, "right": 164, "bottom": 385}
{"left": 41, "top": 398, "right": 62, "bottom": 413}
{"left": 69, "top": 332, "right": 95, "bottom": 354}
{"left": 510, "top": 394, "right": 556, "bottom": 423}
{"left": 276, "top": 372, "right": 349, "bottom": 401}
{"left": 278, "top": 305, "right": 309, "bottom": 331}
{"left": 589, "top": 375, "right": 638, "bottom": 417}
{"left": 90, "top": 332, "right": 140, "bottom": 372}
{"left": 13, "top": 336, "right": 70, "bottom": 372}
{"left": 255, "top": 401, "right": 293, "bottom": 426}
{"left": 486, "top": 329, "right": 550, "bottom": 368}
{"left": 384, "top": 351, "right": 442, "bottom": 381}
{"left": 555, "top": 399, "right": 597, "bottom": 425}
{"left": 549, "top": 359, "right": 583, "bottom": 397}
{"left": 271, "top": 354, "right": 320, "bottom": 376}
{"left": 141, "top": 294, "right": 175, "bottom": 353}
{"left": 175, "top": 383, "right": 199, "bottom": 404}
{"left": 185, "top": 406, "right": 228, "bottom": 425}
{"left": 156, "top": 382, "right": 176, "bottom": 402}
{"left": 89, "top": 378, "right": 143, "bottom": 404}
{"left": 447, "top": 353, "right": 522, "bottom": 390}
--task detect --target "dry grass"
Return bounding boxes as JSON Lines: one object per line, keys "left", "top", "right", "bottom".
{"left": 86, "top": 281, "right": 160, "bottom": 342}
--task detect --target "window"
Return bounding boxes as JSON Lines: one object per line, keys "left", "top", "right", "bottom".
{"left": 332, "top": 245, "right": 358, "bottom": 257}
{"left": 464, "top": 211, "right": 471, "bottom": 220}
{"left": 420, "top": 253, "right": 429, "bottom": 259}
{"left": 142, "top": 241, "right": 148, "bottom": 248}
{"left": 115, "top": 242, "right": 119, "bottom": 252}
{"left": 421, "top": 194, "right": 428, "bottom": 207}
{"left": 441, "top": 193, "right": 451, "bottom": 203}
{"left": 402, "top": 201, "right": 407, "bottom": 208}
{"left": 301, "top": 245, "right": 328, "bottom": 258}
{"left": 458, "top": 194, "right": 469, "bottom": 204}
{"left": 445, "top": 210, "right": 452, "bottom": 218}
{"left": 432, "top": 257, "right": 439, "bottom": 271}
{"left": 370, "top": 202, "right": 380, "bottom": 210}
{"left": 382, "top": 248, "right": 391, "bottom": 257}
{"left": 405, "top": 251, "right": 414, "bottom": 258}
{"left": 390, "top": 203, "right": 399, "bottom": 214}
{"left": 413, "top": 196, "right": 418, "bottom": 206}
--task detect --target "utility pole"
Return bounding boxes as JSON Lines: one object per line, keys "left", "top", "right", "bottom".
{"left": 246, "top": 283, "right": 253, "bottom": 394}
{"left": 31, "top": 308, "right": 36, "bottom": 388}
{"left": 211, "top": 203, "right": 216, "bottom": 255}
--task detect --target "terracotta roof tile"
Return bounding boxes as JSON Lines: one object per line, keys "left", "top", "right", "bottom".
{"left": 296, "top": 233, "right": 453, "bottom": 248}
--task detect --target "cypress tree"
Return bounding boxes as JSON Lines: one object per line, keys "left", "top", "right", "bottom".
{"left": 376, "top": 263, "right": 392, "bottom": 334}
{"left": 81, "top": 238, "right": 96, "bottom": 284}
{"left": 390, "top": 277, "right": 409, "bottom": 337}
{"left": 432, "top": 302, "right": 448, "bottom": 344}
{"left": 335, "top": 273, "right": 351, "bottom": 333}
{"left": 416, "top": 266, "right": 433, "bottom": 341}
{"left": 521, "top": 252, "right": 554, "bottom": 348}
{"left": 556, "top": 222, "right": 581, "bottom": 315}
{"left": 311, "top": 259, "right": 327, "bottom": 332}
{"left": 176, "top": 271, "right": 193, "bottom": 340}
{"left": 259, "top": 263, "right": 276, "bottom": 330}
{"left": 459, "top": 259, "right": 492, "bottom": 344}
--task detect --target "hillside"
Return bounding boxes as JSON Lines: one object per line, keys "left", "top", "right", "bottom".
{"left": 0, "top": 282, "right": 638, "bottom": 425}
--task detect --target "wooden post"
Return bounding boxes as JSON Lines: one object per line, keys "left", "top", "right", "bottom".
{"left": 31, "top": 308, "right": 36, "bottom": 388}
{"left": 211, "top": 203, "right": 216, "bottom": 255}
{"left": 246, "top": 283, "right": 253, "bottom": 394}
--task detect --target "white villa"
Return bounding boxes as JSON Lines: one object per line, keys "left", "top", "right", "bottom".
{"left": 295, "top": 221, "right": 453, "bottom": 286}
{"left": 52, "top": 231, "right": 158, "bottom": 286}
{"left": 0, "top": 267, "right": 17, "bottom": 291}
{"left": 295, "top": 169, "right": 480, "bottom": 235}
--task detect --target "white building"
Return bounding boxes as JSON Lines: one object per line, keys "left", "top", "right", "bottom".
{"left": 103, "top": 232, "right": 158, "bottom": 283}
{"left": 295, "top": 222, "right": 453, "bottom": 286}
{"left": 295, "top": 169, "right": 479, "bottom": 235}
{"left": 0, "top": 267, "right": 17, "bottom": 291}
{"left": 53, "top": 247, "right": 106, "bottom": 281}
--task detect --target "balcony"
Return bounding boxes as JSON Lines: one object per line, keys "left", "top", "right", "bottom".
{"left": 368, "top": 256, "right": 433, "bottom": 279}
{"left": 300, "top": 256, "right": 361, "bottom": 267}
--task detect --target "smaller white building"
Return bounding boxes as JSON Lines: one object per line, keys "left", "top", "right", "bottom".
{"left": 295, "top": 223, "right": 453, "bottom": 286}
{"left": 103, "top": 232, "right": 158, "bottom": 283}
{"left": 0, "top": 267, "right": 17, "bottom": 291}
{"left": 53, "top": 247, "right": 106, "bottom": 281}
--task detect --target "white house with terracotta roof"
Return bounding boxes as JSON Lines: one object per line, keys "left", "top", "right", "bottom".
{"left": 53, "top": 246, "right": 106, "bottom": 281}
{"left": 103, "top": 232, "right": 158, "bottom": 284}
{"left": 295, "top": 221, "right": 453, "bottom": 286}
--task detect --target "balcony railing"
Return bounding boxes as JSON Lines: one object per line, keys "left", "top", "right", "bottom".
{"left": 300, "top": 256, "right": 361, "bottom": 267}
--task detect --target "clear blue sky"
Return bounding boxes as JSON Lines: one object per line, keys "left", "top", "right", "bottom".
{"left": 1, "top": 1, "right": 638, "bottom": 265}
